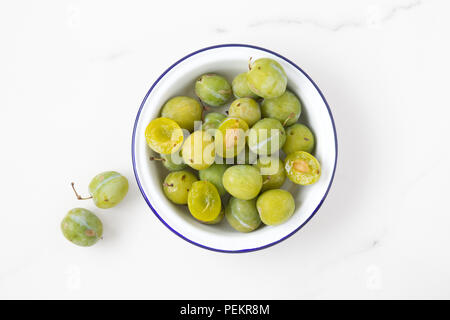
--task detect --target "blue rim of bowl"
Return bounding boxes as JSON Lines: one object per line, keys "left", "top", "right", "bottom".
{"left": 132, "top": 44, "right": 338, "bottom": 253}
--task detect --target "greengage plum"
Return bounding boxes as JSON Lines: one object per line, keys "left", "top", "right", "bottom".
{"left": 145, "top": 117, "right": 184, "bottom": 154}
{"left": 71, "top": 172, "right": 129, "bottom": 209}
{"left": 87, "top": 171, "right": 129, "bottom": 209}
{"left": 228, "top": 98, "right": 261, "bottom": 127}
{"left": 215, "top": 117, "right": 249, "bottom": 158}
{"left": 247, "top": 58, "right": 287, "bottom": 99}
{"left": 182, "top": 130, "right": 215, "bottom": 170}
{"left": 187, "top": 181, "right": 222, "bottom": 223}
{"left": 283, "top": 124, "right": 315, "bottom": 155}
{"left": 248, "top": 118, "right": 286, "bottom": 156}
{"left": 285, "top": 151, "right": 321, "bottom": 185}
{"left": 225, "top": 197, "right": 261, "bottom": 232}
{"left": 256, "top": 189, "right": 295, "bottom": 226}
{"left": 254, "top": 157, "right": 286, "bottom": 191}
{"left": 61, "top": 208, "right": 103, "bottom": 247}
{"left": 163, "top": 170, "right": 198, "bottom": 204}
{"left": 150, "top": 150, "right": 187, "bottom": 171}
{"left": 161, "top": 96, "right": 202, "bottom": 132}
{"left": 195, "top": 74, "right": 232, "bottom": 107}
{"left": 222, "top": 165, "right": 262, "bottom": 200}
{"left": 261, "top": 90, "right": 301, "bottom": 126}
{"left": 231, "top": 73, "right": 259, "bottom": 99}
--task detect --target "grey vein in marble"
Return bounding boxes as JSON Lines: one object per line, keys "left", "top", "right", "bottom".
{"left": 90, "top": 51, "right": 130, "bottom": 62}
{"left": 249, "top": 0, "right": 422, "bottom": 32}
{"left": 215, "top": 27, "right": 228, "bottom": 33}
{"left": 380, "top": 0, "right": 423, "bottom": 23}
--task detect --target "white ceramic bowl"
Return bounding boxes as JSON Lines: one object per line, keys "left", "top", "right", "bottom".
{"left": 132, "top": 44, "right": 337, "bottom": 253}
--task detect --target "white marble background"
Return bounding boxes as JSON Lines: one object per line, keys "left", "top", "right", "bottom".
{"left": 1, "top": 0, "right": 449, "bottom": 299}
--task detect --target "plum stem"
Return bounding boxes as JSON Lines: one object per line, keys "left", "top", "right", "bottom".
{"left": 150, "top": 156, "right": 166, "bottom": 162}
{"left": 283, "top": 112, "right": 296, "bottom": 126}
{"left": 201, "top": 102, "right": 211, "bottom": 112}
{"left": 71, "top": 182, "right": 93, "bottom": 200}
{"left": 262, "top": 176, "right": 271, "bottom": 184}
{"left": 248, "top": 57, "right": 253, "bottom": 70}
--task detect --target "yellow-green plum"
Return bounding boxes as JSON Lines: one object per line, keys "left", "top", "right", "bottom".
{"left": 61, "top": 208, "right": 103, "bottom": 247}
{"left": 215, "top": 117, "right": 249, "bottom": 158}
{"left": 157, "top": 150, "right": 187, "bottom": 171}
{"left": 248, "top": 118, "right": 286, "bottom": 156}
{"left": 228, "top": 98, "right": 261, "bottom": 127}
{"left": 247, "top": 58, "right": 287, "bottom": 99}
{"left": 88, "top": 171, "right": 129, "bottom": 209}
{"left": 225, "top": 197, "right": 261, "bottom": 232}
{"left": 145, "top": 117, "right": 184, "bottom": 154}
{"left": 161, "top": 96, "right": 202, "bottom": 132}
{"left": 261, "top": 91, "right": 301, "bottom": 126}
{"left": 182, "top": 130, "right": 216, "bottom": 170}
{"left": 222, "top": 165, "right": 262, "bottom": 200}
{"left": 285, "top": 151, "right": 321, "bottom": 185}
{"left": 283, "top": 124, "right": 315, "bottom": 155}
{"left": 257, "top": 189, "right": 295, "bottom": 226}
{"left": 195, "top": 74, "right": 232, "bottom": 107}
{"left": 231, "top": 73, "right": 259, "bottom": 99}
{"left": 254, "top": 157, "right": 286, "bottom": 192}
{"left": 163, "top": 171, "right": 198, "bottom": 205}
{"left": 188, "top": 181, "right": 222, "bottom": 223}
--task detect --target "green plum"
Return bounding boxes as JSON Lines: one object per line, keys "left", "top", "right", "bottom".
{"left": 225, "top": 197, "right": 261, "bottom": 232}
{"left": 199, "top": 163, "right": 229, "bottom": 196}
{"left": 163, "top": 170, "right": 198, "bottom": 205}
{"left": 61, "top": 208, "right": 103, "bottom": 247}
{"left": 222, "top": 165, "right": 262, "bottom": 200}
{"left": 161, "top": 96, "right": 202, "bottom": 132}
{"left": 145, "top": 117, "right": 184, "bottom": 154}
{"left": 283, "top": 124, "right": 315, "bottom": 155}
{"left": 247, "top": 58, "right": 287, "bottom": 99}
{"left": 228, "top": 98, "right": 261, "bottom": 127}
{"left": 160, "top": 151, "right": 186, "bottom": 171}
{"left": 231, "top": 73, "right": 259, "bottom": 99}
{"left": 285, "top": 151, "right": 321, "bottom": 185}
{"left": 248, "top": 118, "right": 286, "bottom": 156}
{"left": 188, "top": 181, "right": 222, "bottom": 223}
{"left": 257, "top": 189, "right": 295, "bottom": 226}
{"left": 150, "top": 150, "right": 186, "bottom": 171}
{"left": 182, "top": 130, "right": 216, "bottom": 170}
{"left": 254, "top": 157, "right": 286, "bottom": 191}
{"left": 215, "top": 117, "right": 249, "bottom": 158}
{"left": 261, "top": 90, "right": 301, "bottom": 126}
{"left": 80, "top": 171, "right": 129, "bottom": 209}
{"left": 195, "top": 74, "right": 232, "bottom": 107}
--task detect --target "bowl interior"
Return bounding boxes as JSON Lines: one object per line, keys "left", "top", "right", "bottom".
{"left": 133, "top": 45, "right": 337, "bottom": 252}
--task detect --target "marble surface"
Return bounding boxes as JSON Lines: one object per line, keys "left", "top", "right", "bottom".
{"left": 1, "top": 0, "right": 449, "bottom": 299}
